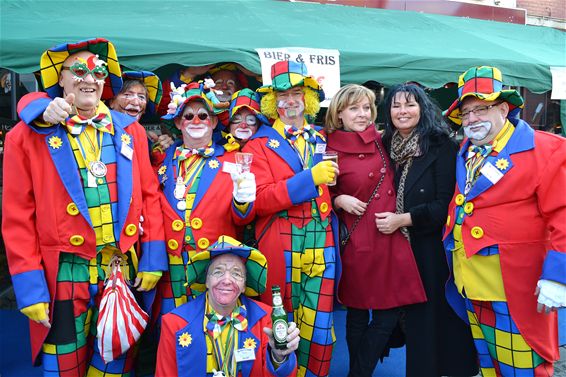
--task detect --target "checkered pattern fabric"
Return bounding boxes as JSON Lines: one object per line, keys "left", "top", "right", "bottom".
{"left": 229, "top": 88, "right": 261, "bottom": 118}
{"left": 122, "top": 71, "right": 163, "bottom": 115}
{"left": 161, "top": 81, "right": 215, "bottom": 121}
{"left": 40, "top": 38, "right": 122, "bottom": 100}
{"left": 41, "top": 250, "right": 137, "bottom": 377}
{"left": 68, "top": 130, "right": 119, "bottom": 250}
{"left": 257, "top": 60, "right": 324, "bottom": 101}
{"left": 278, "top": 213, "right": 336, "bottom": 377}
{"left": 465, "top": 299, "right": 553, "bottom": 376}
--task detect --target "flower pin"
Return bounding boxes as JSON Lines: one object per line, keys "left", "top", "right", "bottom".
{"left": 121, "top": 134, "right": 131, "bottom": 145}
{"left": 243, "top": 337, "right": 257, "bottom": 350}
{"left": 268, "top": 139, "right": 280, "bottom": 149}
{"left": 178, "top": 332, "right": 192, "bottom": 347}
{"left": 495, "top": 158, "right": 509, "bottom": 171}
{"left": 48, "top": 136, "right": 63, "bottom": 149}
{"left": 158, "top": 165, "right": 167, "bottom": 175}
{"left": 208, "top": 160, "right": 220, "bottom": 169}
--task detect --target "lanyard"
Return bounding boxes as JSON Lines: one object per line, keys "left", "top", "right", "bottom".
{"left": 208, "top": 325, "right": 238, "bottom": 377}
{"left": 73, "top": 127, "right": 104, "bottom": 166}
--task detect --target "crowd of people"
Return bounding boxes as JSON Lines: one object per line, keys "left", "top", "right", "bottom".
{"left": 2, "top": 37, "right": 565, "bottom": 377}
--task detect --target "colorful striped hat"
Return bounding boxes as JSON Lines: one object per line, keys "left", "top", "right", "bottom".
{"left": 40, "top": 38, "right": 122, "bottom": 100}
{"left": 229, "top": 88, "right": 269, "bottom": 125}
{"left": 444, "top": 66, "right": 524, "bottom": 125}
{"left": 122, "top": 71, "right": 163, "bottom": 115}
{"left": 186, "top": 235, "right": 268, "bottom": 297}
{"left": 257, "top": 60, "right": 324, "bottom": 101}
{"left": 161, "top": 81, "right": 215, "bottom": 121}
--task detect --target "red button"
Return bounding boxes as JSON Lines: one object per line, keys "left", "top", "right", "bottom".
{"left": 388, "top": 190, "right": 393, "bottom": 196}
{"left": 369, "top": 172, "right": 374, "bottom": 178}
{"left": 359, "top": 154, "right": 365, "bottom": 159}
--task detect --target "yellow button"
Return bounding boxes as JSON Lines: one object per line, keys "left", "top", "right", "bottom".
{"left": 103, "top": 235, "right": 112, "bottom": 242}
{"left": 455, "top": 194, "right": 465, "bottom": 206}
{"left": 97, "top": 178, "right": 104, "bottom": 185}
{"left": 172, "top": 220, "right": 184, "bottom": 232}
{"left": 446, "top": 215, "right": 451, "bottom": 227}
{"left": 66, "top": 202, "right": 79, "bottom": 216}
{"left": 464, "top": 202, "right": 474, "bottom": 215}
{"left": 101, "top": 206, "right": 109, "bottom": 212}
{"left": 311, "top": 208, "right": 317, "bottom": 215}
{"left": 318, "top": 186, "right": 324, "bottom": 196}
{"left": 125, "top": 224, "right": 137, "bottom": 236}
{"left": 70, "top": 235, "right": 84, "bottom": 246}
{"left": 191, "top": 218, "right": 203, "bottom": 230}
{"left": 197, "top": 237, "right": 210, "bottom": 249}
{"left": 185, "top": 235, "right": 192, "bottom": 243}
{"left": 320, "top": 202, "right": 329, "bottom": 213}
{"left": 168, "top": 239, "right": 179, "bottom": 250}
{"left": 471, "top": 226, "right": 484, "bottom": 239}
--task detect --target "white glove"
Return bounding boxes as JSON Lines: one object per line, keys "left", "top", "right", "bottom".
{"left": 232, "top": 171, "right": 256, "bottom": 203}
{"left": 536, "top": 279, "right": 566, "bottom": 313}
{"left": 43, "top": 93, "right": 74, "bottom": 124}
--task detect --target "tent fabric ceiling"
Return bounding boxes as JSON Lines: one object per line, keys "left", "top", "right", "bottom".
{"left": 0, "top": 0, "right": 565, "bottom": 93}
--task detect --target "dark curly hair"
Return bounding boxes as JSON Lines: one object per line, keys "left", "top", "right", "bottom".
{"left": 382, "top": 83, "right": 451, "bottom": 154}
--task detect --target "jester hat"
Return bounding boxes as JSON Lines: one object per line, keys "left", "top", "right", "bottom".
{"left": 444, "top": 66, "right": 524, "bottom": 125}
{"left": 257, "top": 60, "right": 325, "bottom": 101}
{"left": 122, "top": 71, "right": 163, "bottom": 115}
{"left": 161, "top": 81, "right": 215, "bottom": 121}
{"left": 186, "top": 235, "right": 268, "bottom": 297}
{"left": 229, "top": 88, "right": 269, "bottom": 125}
{"left": 40, "top": 37, "right": 122, "bottom": 100}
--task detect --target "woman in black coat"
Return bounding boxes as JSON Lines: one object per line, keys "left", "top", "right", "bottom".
{"left": 376, "top": 83, "right": 478, "bottom": 377}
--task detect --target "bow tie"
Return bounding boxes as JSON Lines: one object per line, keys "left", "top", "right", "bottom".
{"left": 284, "top": 125, "right": 317, "bottom": 145}
{"left": 206, "top": 305, "right": 248, "bottom": 340}
{"left": 467, "top": 144, "right": 493, "bottom": 159}
{"left": 174, "top": 146, "right": 215, "bottom": 160}
{"left": 66, "top": 113, "right": 113, "bottom": 135}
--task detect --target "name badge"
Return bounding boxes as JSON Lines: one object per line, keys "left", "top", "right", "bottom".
{"left": 480, "top": 162, "right": 504, "bottom": 184}
{"left": 234, "top": 347, "right": 256, "bottom": 362}
{"left": 222, "top": 161, "right": 239, "bottom": 175}
{"left": 87, "top": 170, "right": 97, "bottom": 188}
{"left": 315, "top": 143, "right": 327, "bottom": 154}
{"left": 121, "top": 143, "right": 134, "bottom": 160}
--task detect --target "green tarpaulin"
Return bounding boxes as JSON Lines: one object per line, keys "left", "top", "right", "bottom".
{"left": 1, "top": 0, "right": 565, "bottom": 93}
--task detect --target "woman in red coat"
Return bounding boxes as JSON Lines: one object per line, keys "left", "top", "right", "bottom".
{"left": 325, "top": 84, "right": 426, "bottom": 377}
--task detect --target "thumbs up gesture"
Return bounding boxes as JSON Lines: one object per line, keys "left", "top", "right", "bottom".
{"left": 43, "top": 93, "right": 75, "bottom": 124}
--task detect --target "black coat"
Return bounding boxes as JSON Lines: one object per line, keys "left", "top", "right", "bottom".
{"left": 394, "top": 135, "right": 478, "bottom": 377}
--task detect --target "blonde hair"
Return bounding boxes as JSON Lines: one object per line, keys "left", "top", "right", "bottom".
{"left": 260, "top": 87, "right": 321, "bottom": 120}
{"left": 325, "top": 84, "right": 377, "bottom": 133}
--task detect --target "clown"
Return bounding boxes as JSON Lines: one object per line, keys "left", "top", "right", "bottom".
{"left": 108, "top": 70, "right": 163, "bottom": 121}
{"left": 243, "top": 60, "right": 340, "bottom": 377}
{"left": 156, "top": 235, "right": 300, "bottom": 377}
{"left": 443, "top": 66, "right": 566, "bottom": 376}
{"left": 3, "top": 38, "right": 167, "bottom": 376}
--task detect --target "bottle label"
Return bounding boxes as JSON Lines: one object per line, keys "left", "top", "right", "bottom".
{"left": 273, "top": 319, "right": 288, "bottom": 342}
{"left": 273, "top": 295, "right": 282, "bottom": 306}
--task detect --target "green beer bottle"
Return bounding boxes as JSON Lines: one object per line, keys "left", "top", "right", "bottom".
{"left": 271, "top": 285, "right": 288, "bottom": 350}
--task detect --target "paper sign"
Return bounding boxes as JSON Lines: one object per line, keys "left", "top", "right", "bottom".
{"left": 550, "top": 67, "right": 566, "bottom": 100}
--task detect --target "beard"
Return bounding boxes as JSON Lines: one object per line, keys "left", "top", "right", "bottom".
{"left": 464, "top": 121, "right": 492, "bottom": 141}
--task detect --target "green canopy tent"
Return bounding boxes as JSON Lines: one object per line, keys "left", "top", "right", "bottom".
{"left": 1, "top": 0, "right": 565, "bottom": 124}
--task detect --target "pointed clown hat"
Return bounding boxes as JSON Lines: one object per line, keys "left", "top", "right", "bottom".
{"left": 257, "top": 60, "right": 324, "bottom": 101}
{"left": 444, "top": 66, "right": 524, "bottom": 125}
{"left": 185, "top": 235, "right": 268, "bottom": 297}
{"left": 122, "top": 71, "right": 163, "bottom": 115}
{"left": 40, "top": 37, "right": 122, "bottom": 100}
{"left": 229, "top": 88, "right": 269, "bottom": 125}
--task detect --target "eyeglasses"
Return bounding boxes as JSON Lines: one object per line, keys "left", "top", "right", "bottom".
{"left": 121, "top": 93, "right": 147, "bottom": 102}
{"left": 458, "top": 103, "right": 501, "bottom": 120}
{"left": 62, "top": 62, "right": 108, "bottom": 81}
{"left": 208, "top": 267, "right": 245, "bottom": 281}
{"left": 183, "top": 112, "right": 210, "bottom": 122}
{"left": 230, "top": 114, "right": 257, "bottom": 126}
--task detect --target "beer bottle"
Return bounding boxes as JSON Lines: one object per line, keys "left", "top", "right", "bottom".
{"left": 271, "top": 285, "right": 288, "bottom": 350}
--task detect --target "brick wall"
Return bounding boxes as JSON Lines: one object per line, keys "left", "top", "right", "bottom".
{"left": 517, "top": 0, "right": 565, "bottom": 19}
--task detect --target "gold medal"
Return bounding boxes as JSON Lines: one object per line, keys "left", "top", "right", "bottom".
{"left": 89, "top": 161, "right": 107, "bottom": 178}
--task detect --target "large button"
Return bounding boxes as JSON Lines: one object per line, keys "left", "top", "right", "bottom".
{"left": 455, "top": 194, "right": 465, "bottom": 206}
{"left": 471, "top": 226, "right": 484, "bottom": 239}
{"left": 168, "top": 239, "right": 179, "bottom": 250}
{"left": 358, "top": 154, "right": 365, "bottom": 159}
{"left": 320, "top": 202, "right": 329, "bottom": 213}
{"left": 464, "top": 202, "right": 474, "bottom": 215}
{"left": 66, "top": 202, "right": 79, "bottom": 216}
{"left": 197, "top": 238, "right": 210, "bottom": 249}
{"left": 191, "top": 218, "right": 203, "bottom": 230}
{"left": 70, "top": 235, "right": 84, "bottom": 246}
{"left": 446, "top": 215, "right": 451, "bottom": 227}
{"left": 125, "top": 224, "right": 137, "bottom": 236}
{"left": 172, "top": 220, "right": 184, "bottom": 231}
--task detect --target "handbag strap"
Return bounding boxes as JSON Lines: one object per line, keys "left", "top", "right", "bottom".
{"left": 341, "top": 140, "right": 387, "bottom": 246}
{"left": 251, "top": 212, "right": 278, "bottom": 248}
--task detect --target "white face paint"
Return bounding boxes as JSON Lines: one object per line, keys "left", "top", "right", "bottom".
{"left": 463, "top": 121, "right": 492, "bottom": 141}
{"left": 277, "top": 99, "right": 305, "bottom": 119}
{"left": 234, "top": 128, "right": 253, "bottom": 140}
{"left": 183, "top": 126, "right": 207, "bottom": 139}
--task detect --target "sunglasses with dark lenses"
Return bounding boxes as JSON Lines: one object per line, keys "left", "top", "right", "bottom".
{"left": 62, "top": 62, "right": 109, "bottom": 81}
{"left": 183, "top": 112, "right": 210, "bottom": 122}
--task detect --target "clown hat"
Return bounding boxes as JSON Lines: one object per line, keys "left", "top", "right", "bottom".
{"left": 257, "top": 60, "right": 324, "bottom": 101}
{"left": 161, "top": 81, "right": 215, "bottom": 121}
{"left": 229, "top": 88, "right": 269, "bottom": 125}
{"left": 185, "top": 235, "right": 268, "bottom": 297}
{"left": 40, "top": 37, "right": 122, "bottom": 100}
{"left": 444, "top": 66, "right": 524, "bottom": 125}
{"left": 122, "top": 71, "right": 163, "bottom": 115}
